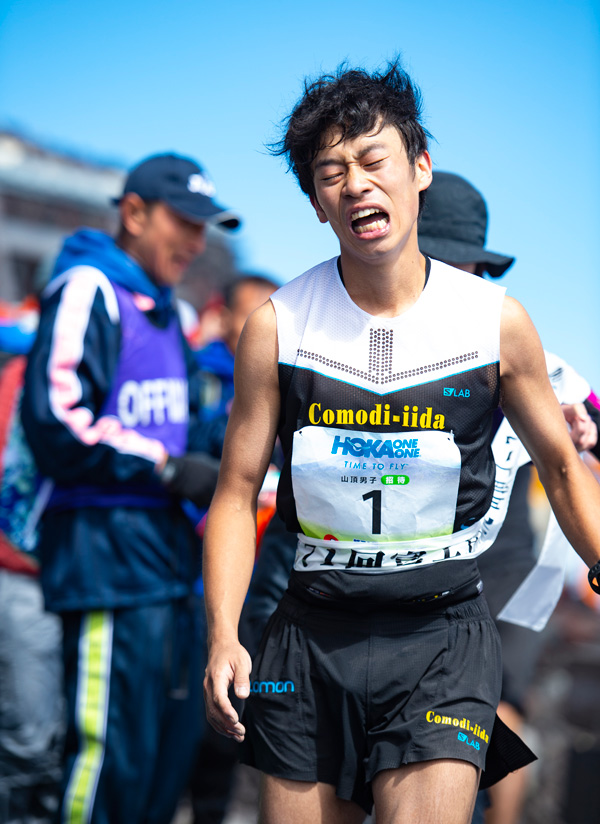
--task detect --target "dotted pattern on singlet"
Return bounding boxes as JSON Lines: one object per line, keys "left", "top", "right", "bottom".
{"left": 297, "top": 328, "right": 479, "bottom": 386}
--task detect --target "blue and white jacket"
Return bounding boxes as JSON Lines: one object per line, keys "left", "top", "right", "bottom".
{"left": 22, "top": 229, "right": 205, "bottom": 612}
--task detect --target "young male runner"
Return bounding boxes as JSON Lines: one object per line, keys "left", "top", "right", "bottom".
{"left": 203, "top": 63, "right": 600, "bottom": 824}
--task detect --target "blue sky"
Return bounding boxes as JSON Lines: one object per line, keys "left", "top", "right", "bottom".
{"left": 1, "top": 0, "right": 599, "bottom": 385}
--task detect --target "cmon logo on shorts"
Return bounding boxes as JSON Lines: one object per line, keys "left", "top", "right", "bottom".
{"left": 250, "top": 680, "right": 295, "bottom": 694}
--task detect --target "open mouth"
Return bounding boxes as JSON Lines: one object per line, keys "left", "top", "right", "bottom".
{"left": 350, "top": 207, "right": 390, "bottom": 235}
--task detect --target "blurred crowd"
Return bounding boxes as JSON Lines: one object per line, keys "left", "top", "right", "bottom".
{"left": 1, "top": 148, "right": 600, "bottom": 824}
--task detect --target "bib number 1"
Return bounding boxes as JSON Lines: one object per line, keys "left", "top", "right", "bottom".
{"left": 291, "top": 426, "right": 461, "bottom": 542}
{"left": 362, "top": 489, "right": 382, "bottom": 534}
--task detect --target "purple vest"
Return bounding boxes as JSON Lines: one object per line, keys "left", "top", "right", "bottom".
{"left": 103, "top": 283, "right": 188, "bottom": 456}
{"left": 48, "top": 283, "right": 188, "bottom": 512}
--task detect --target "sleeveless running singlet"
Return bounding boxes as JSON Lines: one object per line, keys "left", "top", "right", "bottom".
{"left": 272, "top": 257, "right": 506, "bottom": 607}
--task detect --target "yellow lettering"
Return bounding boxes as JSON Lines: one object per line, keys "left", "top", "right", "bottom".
{"left": 336, "top": 409, "right": 354, "bottom": 425}
{"left": 434, "top": 714, "right": 441, "bottom": 724}
{"left": 309, "top": 402, "right": 445, "bottom": 431}
{"left": 369, "top": 404, "right": 382, "bottom": 426}
{"left": 426, "top": 711, "right": 434, "bottom": 722}
{"left": 309, "top": 403, "right": 321, "bottom": 424}
{"left": 442, "top": 716, "right": 452, "bottom": 725}
{"left": 419, "top": 407, "right": 432, "bottom": 428}
{"left": 452, "top": 718, "right": 459, "bottom": 727}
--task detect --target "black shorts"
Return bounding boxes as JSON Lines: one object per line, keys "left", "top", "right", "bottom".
{"left": 241, "top": 590, "right": 530, "bottom": 812}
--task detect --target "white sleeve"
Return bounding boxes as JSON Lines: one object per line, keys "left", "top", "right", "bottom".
{"left": 544, "top": 350, "right": 591, "bottom": 404}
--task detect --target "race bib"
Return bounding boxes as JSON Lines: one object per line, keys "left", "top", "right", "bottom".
{"left": 291, "top": 426, "right": 461, "bottom": 542}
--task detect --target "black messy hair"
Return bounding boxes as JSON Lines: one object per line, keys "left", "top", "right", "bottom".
{"left": 270, "top": 58, "right": 431, "bottom": 200}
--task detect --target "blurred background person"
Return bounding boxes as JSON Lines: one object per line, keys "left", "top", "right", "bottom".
{"left": 0, "top": 269, "right": 64, "bottom": 824}
{"left": 194, "top": 274, "right": 280, "bottom": 456}
{"left": 418, "top": 170, "right": 600, "bottom": 824}
{"left": 21, "top": 152, "right": 238, "bottom": 824}
{"left": 0, "top": 296, "right": 40, "bottom": 361}
{"left": 188, "top": 273, "right": 279, "bottom": 824}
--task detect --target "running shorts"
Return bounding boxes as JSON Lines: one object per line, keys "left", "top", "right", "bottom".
{"left": 241, "top": 590, "right": 534, "bottom": 812}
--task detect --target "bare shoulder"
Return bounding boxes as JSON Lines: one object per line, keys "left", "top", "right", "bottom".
{"left": 234, "top": 298, "right": 278, "bottom": 389}
{"left": 500, "top": 295, "right": 536, "bottom": 345}
{"left": 500, "top": 295, "right": 545, "bottom": 381}
{"left": 237, "top": 299, "right": 277, "bottom": 357}
{"left": 229, "top": 298, "right": 280, "bottom": 423}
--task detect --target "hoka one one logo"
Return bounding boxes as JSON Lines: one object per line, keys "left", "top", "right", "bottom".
{"left": 250, "top": 680, "right": 295, "bottom": 694}
{"left": 331, "top": 436, "right": 420, "bottom": 459}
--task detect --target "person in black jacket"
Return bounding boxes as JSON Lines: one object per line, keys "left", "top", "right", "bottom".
{"left": 418, "top": 170, "right": 600, "bottom": 824}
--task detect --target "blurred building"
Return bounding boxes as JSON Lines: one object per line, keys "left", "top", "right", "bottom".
{"left": 0, "top": 130, "right": 123, "bottom": 299}
{"left": 0, "top": 130, "right": 239, "bottom": 306}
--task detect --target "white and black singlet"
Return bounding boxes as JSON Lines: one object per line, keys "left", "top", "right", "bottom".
{"left": 271, "top": 257, "right": 506, "bottom": 608}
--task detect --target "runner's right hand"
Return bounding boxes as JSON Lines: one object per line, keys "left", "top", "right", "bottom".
{"left": 204, "top": 639, "right": 252, "bottom": 741}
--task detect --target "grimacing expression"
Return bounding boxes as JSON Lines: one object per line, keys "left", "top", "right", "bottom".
{"left": 310, "top": 124, "right": 431, "bottom": 264}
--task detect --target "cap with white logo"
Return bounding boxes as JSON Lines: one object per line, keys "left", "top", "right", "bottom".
{"left": 115, "top": 153, "right": 240, "bottom": 230}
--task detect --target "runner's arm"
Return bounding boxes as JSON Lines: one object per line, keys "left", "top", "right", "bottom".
{"left": 203, "top": 300, "right": 280, "bottom": 740}
{"left": 500, "top": 297, "right": 600, "bottom": 569}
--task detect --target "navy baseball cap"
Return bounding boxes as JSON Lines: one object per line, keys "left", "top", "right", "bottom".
{"left": 115, "top": 153, "right": 240, "bottom": 230}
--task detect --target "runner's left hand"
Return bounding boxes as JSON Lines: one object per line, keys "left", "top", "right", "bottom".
{"left": 562, "top": 403, "right": 598, "bottom": 452}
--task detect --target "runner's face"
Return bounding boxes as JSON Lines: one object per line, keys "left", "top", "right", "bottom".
{"left": 129, "top": 202, "right": 207, "bottom": 287}
{"left": 310, "top": 124, "right": 431, "bottom": 265}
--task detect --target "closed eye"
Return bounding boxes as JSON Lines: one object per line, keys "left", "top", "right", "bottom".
{"left": 320, "top": 170, "right": 344, "bottom": 182}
